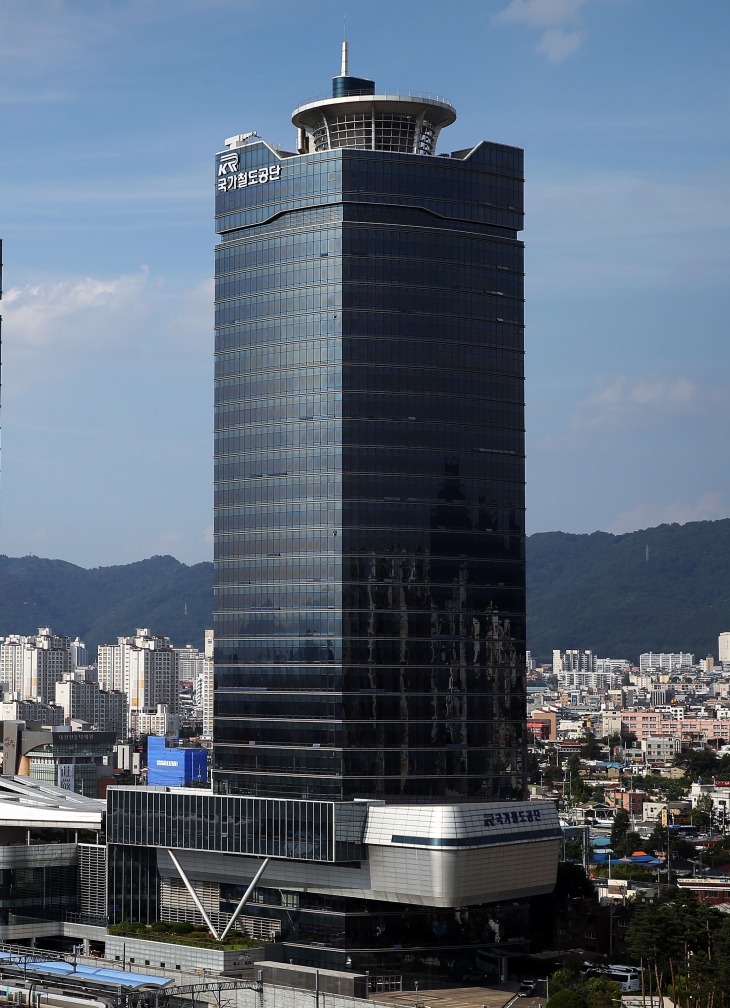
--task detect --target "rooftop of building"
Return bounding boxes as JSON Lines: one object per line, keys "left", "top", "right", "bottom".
{"left": 0, "top": 775, "right": 104, "bottom": 828}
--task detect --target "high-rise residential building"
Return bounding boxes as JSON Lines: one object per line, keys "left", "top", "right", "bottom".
{"left": 553, "top": 649, "right": 596, "bottom": 676}
{"left": 97, "top": 628, "right": 177, "bottom": 737}
{"left": 0, "top": 628, "right": 73, "bottom": 703}
{"left": 129, "top": 704, "right": 180, "bottom": 737}
{"left": 719, "top": 632, "right": 730, "bottom": 664}
{"left": 198, "top": 628, "right": 214, "bottom": 738}
{"left": 69, "top": 637, "right": 88, "bottom": 668}
{"left": 639, "top": 652, "right": 693, "bottom": 673}
{"left": 0, "top": 698, "right": 65, "bottom": 727}
{"left": 595, "top": 657, "right": 630, "bottom": 676}
{"left": 175, "top": 643, "right": 206, "bottom": 684}
{"left": 109, "top": 48, "right": 564, "bottom": 985}
{"left": 54, "top": 673, "right": 127, "bottom": 736}
{"left": 556, "top": 670, "right": 620, "bottom": 690}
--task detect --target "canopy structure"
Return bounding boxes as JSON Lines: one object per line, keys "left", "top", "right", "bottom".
{"left": 0, "top": 776, "right": 104, "bottom": 830}
{"left": 0, "top": 951, "right": 171, "bottom": 990}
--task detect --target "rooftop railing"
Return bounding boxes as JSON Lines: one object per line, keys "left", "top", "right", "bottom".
{"left": 293, "top": 89, "right": 455, "bottom": 112}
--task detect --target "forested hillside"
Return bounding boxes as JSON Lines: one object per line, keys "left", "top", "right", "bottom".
{"left": 2, "top": 517, "right": 729, "bottom": 663}
{"left": 527, "top": 519, "right": 730, "bottom": 662}
{"left": 0, "top": 554, "right": 212, "bottom": 653}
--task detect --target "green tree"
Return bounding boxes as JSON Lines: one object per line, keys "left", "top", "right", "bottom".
{"left": 583, "top": 977, "right": 622, "bottom": 1008}
{"left": 580, "top": 732, "right": 603, "bottom": 759}
{"left": 677, "top": 748, "right": 718, "bottom": 781}
{"left": 627, "top": 898, "right": 681, "bottom": 997}
{"left": 544, "top": 762, "right": 562, "bottom": 787}
{"left": 693, "top": 793, "right": 714, "bottom": 832}
{"left": 546, "top": 992, "right": 586, "bottom": 1008}
{"left": 611, "top": 807, "right": 630, "bottom": 848}
{"left": 670, "top": 837, "right": 699, "bottom": 858}
{"left": 549, "top": 967, "right": 581, "bottom": 997}
{"left": 526, "top": 750, "right": 541, "bottom": 783}
{"left": 615, "top": 829, "right": 643, "bottom": 857}
{"left": 646, "top": 821, "right": 667, "bottom": 855}
{"left": 563, "top": 839, "right": 583, "bottom": 861}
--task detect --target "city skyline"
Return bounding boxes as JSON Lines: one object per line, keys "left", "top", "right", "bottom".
{"left": 0, "top": 1, "right": 727, "bottom": 567}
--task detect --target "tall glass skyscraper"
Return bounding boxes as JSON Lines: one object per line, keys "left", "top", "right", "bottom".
{"left": 105, "top": 55, "right": 559, "bottom": 988}
{"left": 213, "top": 51, "right": 525, "bottom": 804}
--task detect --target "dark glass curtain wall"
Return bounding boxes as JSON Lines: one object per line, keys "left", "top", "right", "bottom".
{"left": 213, "top": 142, "right": 526, "bottom": 802}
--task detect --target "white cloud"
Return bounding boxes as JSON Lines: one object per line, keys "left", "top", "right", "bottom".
{"left": 537, "top": 28, "right": 586, "bottom": 61}
{"left": 1, "top": 269, "right": 212, "bottom": 397}
{"left": 573, "top": 374, "right": 699, "bottom": 429}
{"left": 527, "top": 168, "right": 730, "bottom": 294}
{"left": 498, "top": 0, "right": 596, "bottom": 60}
{"left": 499, "top": 0, "right": 588, "bottom": 28}
{"left": 608, "top": 492, "right": 730, "bottom": 534}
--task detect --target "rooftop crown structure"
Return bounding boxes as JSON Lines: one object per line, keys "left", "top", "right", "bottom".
{"left": 291, "top": 41, "right": 456, "bottom": 155}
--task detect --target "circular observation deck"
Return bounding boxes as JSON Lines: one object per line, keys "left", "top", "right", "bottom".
{"left": 292, "top": 78, "right": 456, "bottom": 156}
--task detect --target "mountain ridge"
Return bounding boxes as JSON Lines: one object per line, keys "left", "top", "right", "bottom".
{"left": 0, "top": 554, "right": 213, "bottom": 653}
{"left": 1, "top": 516, "right": 728, "bottom": 661}
{"left": 527, "top": 518, "right": 730, "bottom": 661}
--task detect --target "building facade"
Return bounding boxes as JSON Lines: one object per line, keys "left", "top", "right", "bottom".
{"left": 98, "top": 629, "right": 177, "bottom": 736}
{"left": 639, "top": 652, "right": 693, "bottom": 673}
{"left": 719, "top": 632, "right": 730, "bottom": 664}
{"left": 0, "top": 699, "right": 65, "bottom": 727}
{"left": 0, "top": 628, "right": 74, "bottom": 703}
{"left": 54, "top": 674, "right": 127, "bottom": 736}
{"left": 26, "top": 730, "right": 117, "bottom": 798}
{"left": 213, "top": 55, "right": 526, "bottom": 806}
{"left": 553, "top": 649, "right": 596, "bottom": 676}
{"left": 147, "top": 736, "right": 208, "bottom": 786}
{"left": 107, "top": 52, "right": 555, "bottom": 989}
{"left": 198, "top": 629, "right": 214, "bottom": 739}
{"left": 175, "top": 643, "right": 206, "bottom": 685}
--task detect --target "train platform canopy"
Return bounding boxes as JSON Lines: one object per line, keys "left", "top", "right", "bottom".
{"left": 0, "top": 776, "right": 104, "bottom": 830}
{"left": 0, "top": 951, "right": 171, "bottom": 989}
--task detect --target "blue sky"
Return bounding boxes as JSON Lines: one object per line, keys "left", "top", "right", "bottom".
{"left": 0, "top": 0, "right": 728, "bottom": 567}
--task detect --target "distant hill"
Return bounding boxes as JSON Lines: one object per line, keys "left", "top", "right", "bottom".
{"left": 527, "top": 519, "right": 730, "bottom": 662}
{"left": 0, "top": 554, "right": 213, "bottom": 655}
{"left": 2, "top": 517, "right": 729, "bottom": 664}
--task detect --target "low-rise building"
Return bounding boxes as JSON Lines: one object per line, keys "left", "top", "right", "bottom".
{"left": 606, "top": 790, "right": 648, "bottom": 817}
{"left": 130, "top": 703, "right": 180, "bottom": 737}
{"left": 24, "top": 727, "right": 117, "bottom": 798}
{"left": 147, "top": 736, "right": 208, "bottom": 787}
{"left": 641, "top": 735, "right": 682, "bottom": 763}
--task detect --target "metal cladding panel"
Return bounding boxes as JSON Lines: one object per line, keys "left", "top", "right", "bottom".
{"left": 361, "top": 800, "right": 560, "bottom": 906}
{"left": 366, "top": 838, "right": 560, "bottom": 907}
{"left": 363, "top": 799, "right": 560, "bottom": 849}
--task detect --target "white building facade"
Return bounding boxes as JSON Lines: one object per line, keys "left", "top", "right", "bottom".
{"left": 197, "top": 629, "right": 214, "bottom": 738}
{"left": 55, "top": 674, "right": 127, "bottom": 736}
{"left": 719, "top": 632, "right": 730, "bottom": 664}
{"left": 0, "top": 628, "right": 74, "bottom": 703}
{"left": 639, "top": 652, "right": 693, "bottom": 673}
{"left": 98, "top": 628, "right": 177, "bottom": 737}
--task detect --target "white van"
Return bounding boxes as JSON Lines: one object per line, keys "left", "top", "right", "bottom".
{"left": 608, "top": 968, "right": 641, "bottom": 992}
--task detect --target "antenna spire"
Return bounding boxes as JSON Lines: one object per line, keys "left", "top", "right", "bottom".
{"left": 341, "top": 21, "right": 348, "bottom": 76}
